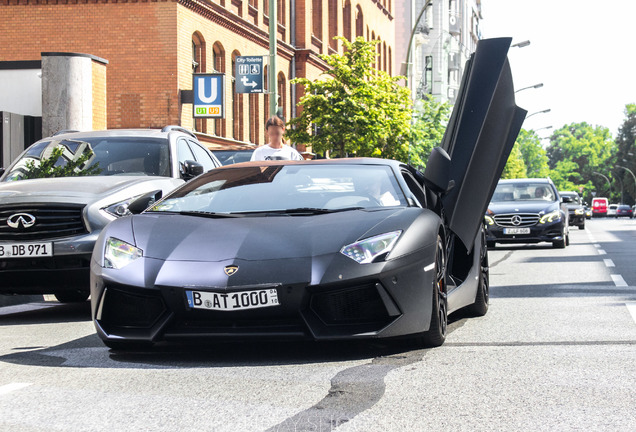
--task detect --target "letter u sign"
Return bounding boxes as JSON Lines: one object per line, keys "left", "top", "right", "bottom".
{"left": 197, "top": 77, "right": 217, "bottom": 103}
{"left": 192, "top": 73, "right": 225, "bottom": 119}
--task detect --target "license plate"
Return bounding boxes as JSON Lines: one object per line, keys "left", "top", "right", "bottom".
{"left": 0, "top": 242, "right": 53, "bottom": 258}
{"left": 185, "top": 288, "right": 279, "bottom": 311}
{"left": 503, "top": 228, "right": 531, "bottom": 235}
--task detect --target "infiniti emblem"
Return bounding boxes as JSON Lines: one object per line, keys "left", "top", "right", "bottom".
{"left": 7, "top": 213, "right": 37, "bottom": 229}
{"left": 511, "top": 215, "right": 522, "bottom": 226}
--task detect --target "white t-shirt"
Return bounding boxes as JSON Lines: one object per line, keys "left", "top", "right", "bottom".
{"left": 250, "top": 144, "right": 304, "bottom": 161}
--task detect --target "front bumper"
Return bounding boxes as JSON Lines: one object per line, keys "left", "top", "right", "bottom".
{"left": 91, "top": 245, "right": 438, "bottom": 344}
{"left": 0, "top": 233, "right": 99, "bottom": 295}
{"left": 485, "top": 219, "right": 566, "bottom": 245}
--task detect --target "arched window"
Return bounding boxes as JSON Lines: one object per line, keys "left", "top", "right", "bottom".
{"left": 231, "top": 51, "right": 244, "bottom": 142}
{"left": 355, "top": 5, "right": 363, "bottom": 38}
{"left": 312, "top": 0, "right": 323, "bottom": 39}
{"left": 328, "top": 0, "right": 338, "bottom": 51}
{"left": 343, "top": 0, "right": 352, "bottom": 42}
{"left": 211, "top": 42, "right": 226, "bottom": 136}
{"left": 277, "top": 72, "right": 287, "bottom": 121}
{"left": 278, "top": 0, "right": 285, "bottom": 26}
{"left": 192, "top": 32, "right": 206, "bottom": 133}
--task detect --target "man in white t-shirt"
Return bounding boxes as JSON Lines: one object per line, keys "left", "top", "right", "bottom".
{"left": 251, "top": 116, "right": 304, "bottom": 161}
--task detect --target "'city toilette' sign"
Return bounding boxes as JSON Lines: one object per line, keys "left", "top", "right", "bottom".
{"left": 193, "top": 73, "right": 225, "bottom": 118}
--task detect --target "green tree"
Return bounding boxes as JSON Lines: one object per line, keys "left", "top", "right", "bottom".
{"left": 517, "top": 129, "right": 549, "bottom": 178}
{"left": 615, "top": 104, "right": 636, "bottom": 204}
{"left": 286, "top": 37, "right": 412, "bottom": 160}
{"left": 500, "top": 142, "right": 527, "bottom": 179}
{"left": 408, "top": 97, "right": 451, "bottom": 169}
{"left": 546, "top": 122, "right": 616, "bottom": 201}
{"left": 22, "top": 142, "right": 101, "bottom": 180}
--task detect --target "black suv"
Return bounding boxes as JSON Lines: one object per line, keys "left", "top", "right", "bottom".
{"left": 559, "top": 191, "right": 585, "bottom": 229}
{"left": 485, "top": 178, "right": 569, "bottom": 248}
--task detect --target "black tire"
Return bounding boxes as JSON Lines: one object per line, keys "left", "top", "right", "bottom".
{"left": 467, "top": 228, "right": 489, "bottom": 317}
{"left": 54, "top": 291, "right": 89, "bottom": 303}
{"left": 553, "top": 238, "right": 566, "bottom": 248}
{"left": 578, "top": 224, "right": 585, "bottom": 230}
{"left": 417, "top": 235, "right": 447, "bottom": 348}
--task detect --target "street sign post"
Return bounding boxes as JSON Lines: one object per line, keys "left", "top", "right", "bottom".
{"left": 193, "top": 73, "right": 225, "bottom": 118}
{"left": 235, "top": 56, "right": 265, "bottom": 94}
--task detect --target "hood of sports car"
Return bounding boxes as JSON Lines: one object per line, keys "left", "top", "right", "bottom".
{"left": 132, "top": 208, "right": 411, "bottom": 261}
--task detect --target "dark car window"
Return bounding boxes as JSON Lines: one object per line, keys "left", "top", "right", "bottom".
{"left": 492, "top": 182, "right": 556, "bottom": 202}
{"left": 401, "top": 170, "right": 426, "bottom": 208}
{"left": 4, "top": 137, "right": 170, "bottom": 181}
{"left": 148, "top": 164, "right": 408, "bottom": 214}
{"left": 213, "top": 150, "right": 254, "bottom": 165}
{"left": 188, "top": 140, "right": 217, "bottom": 171}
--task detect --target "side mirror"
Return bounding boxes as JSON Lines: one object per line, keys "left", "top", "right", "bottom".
{"left": 181, "top": 160, "right": 204, "bottom": 180}
{"left": 128, "top": 190, "right": 163, "bottom": 214}
{"left": 0, "top": 168, "right": 5, "bottom": 177}
{"left": 423, "top": 147, "right": 455, "bottom": 194}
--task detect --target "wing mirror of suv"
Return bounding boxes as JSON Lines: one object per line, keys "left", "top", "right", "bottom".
{"left": 181, "top": 160, "right": 204, "bottom": 180}
{"left": 0, "top": 168, "right": 4, "bottom": 177}
{"left": 128, "top": 190, "right": 163, "bottom": 214}
{"left": 423, "top": 147, "right": 455, "bottom": 194}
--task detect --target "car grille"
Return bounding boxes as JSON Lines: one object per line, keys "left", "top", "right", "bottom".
{"left": 493, "top": 213, "right": 540, "bottom": 227}
{"left": 310, "top": 283, "right": 390, "bottom": 325}
{"left": 0, "top": 204, "right": 87, "bottom": 240}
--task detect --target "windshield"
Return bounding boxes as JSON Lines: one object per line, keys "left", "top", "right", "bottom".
{"left": 4, "top": 137, "right": 171, "bottom": 181}
{"left": 492, "top": 182, "right": 556, "bottom": 202}
{"left": 148, "top": 164, "right": 408, "bottom": 214}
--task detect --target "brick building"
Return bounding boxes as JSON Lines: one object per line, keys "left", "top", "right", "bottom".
{"left": 0, "top": 0, "right": 395, "bottom": 153}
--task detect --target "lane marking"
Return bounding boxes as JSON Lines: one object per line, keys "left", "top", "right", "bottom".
{"left": 604, "top": 259, "right": 615, "bottom": 267}
{"left": 611, "top": 274, "right": 628, "bottom": 287}
{"left": 598, "top": 249, "right": 607, "bottom": 255}
{"left": 594, "top": 243, "right": 601, "bottom": 248}
{"left": 626, "top": 303, "right": 636, "bottom": 325}
{"left": 0, "top": 383, "right": 31, "bottom": 396}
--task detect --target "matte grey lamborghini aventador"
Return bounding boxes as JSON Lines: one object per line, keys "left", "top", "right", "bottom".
{"left": 90, "top": 38, "right": 527, "bottom": 349}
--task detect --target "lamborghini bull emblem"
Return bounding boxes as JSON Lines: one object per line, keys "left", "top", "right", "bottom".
{"left": 224, "top": 265, "right": 239, "bottom": 276}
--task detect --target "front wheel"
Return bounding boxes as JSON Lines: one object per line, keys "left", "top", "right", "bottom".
{"left": 467, "top": 228, "right": 489, "bottom": 317}
{"left": 417, "top": 235, "right": 447, "bottom": 348}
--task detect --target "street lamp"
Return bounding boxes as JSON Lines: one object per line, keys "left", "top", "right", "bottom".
{"left": 403, "top": 0, "right": 433, "bottom": 89}
{"left": 525, "top": 109, "right": 551, "bottom": 119}
{"left": 616, "top": 165, "right": 636, "bottom": 202}
{"left": 593, "top": 172, "right": 612, "bottom": 196}
{"left": 515, "top": 83, "right": 543, "bottom": 94}
{"left": 534, "top": 125, "right": 553, "bottom": 132}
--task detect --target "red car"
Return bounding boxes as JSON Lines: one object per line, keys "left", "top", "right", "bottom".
{"left": 592, "top": 197, "right": 608, "bottom": 217}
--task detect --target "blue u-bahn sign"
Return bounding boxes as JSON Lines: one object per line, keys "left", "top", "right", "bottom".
{"left": 193, "top": 73, "right": 225, "bottom": 118}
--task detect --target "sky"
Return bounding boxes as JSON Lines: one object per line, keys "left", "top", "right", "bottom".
{"left": 481, "top": 0, "right": 636, "bottom": 137}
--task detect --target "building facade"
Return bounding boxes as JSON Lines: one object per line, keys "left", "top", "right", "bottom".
{"left": 395, "top": 0, "right": 482, "bottom": 104}
{"left": 0, "top": 0, "right": 395, "bottom": 154}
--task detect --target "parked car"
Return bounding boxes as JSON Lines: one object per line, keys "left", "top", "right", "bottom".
{"left": 0, "top": 126, "right": 220, "bottom": 302}
{"left": 559, "top": 191, "right": 585, "bottom": 229}
{"left": 485, "top": 178, "right": 569, "bottom": 248}
{"left": 616, "top": 204, "right": 633, "bottom": 218}
{"left": 592, "top": 197, "right": 609, "bottom": 217}
{"left": 607, "top": 204, "right": 618, "bottom": 217}
{"left": 89, "top": 37, "right": 527, "bottom": 350}
{"left": 584, "top": 204, "right": 592, "bottom": 219}
{"left": 633, "top": 205, "right": 636, "bottom": 218}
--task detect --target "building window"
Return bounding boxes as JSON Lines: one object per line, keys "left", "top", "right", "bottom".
{"left": 388, "top": 46, "right": 392, "bottom": 75}
{"left": 278, "top": 0, "right": 285, "bottom": 26}
{"left": 249, "top": 0, "right": 257, "bottom": 8}
{"left": 343, "top": 0, "right": 352, "bottom": 42}
{"left": 355, "top": 6, "right": 363, "bottom": 38}
{"left": 212, "top": 42, "right": 226, "bottom": 136}
{"left": 328, "top": 0, "right": 338, "bottom": 50}
{"left": 277, "top": 72, "right": 286, "bottom": 120}
{"left": 192, "top": 32, "right": 206, "bottom": 133}
{"left": 312, "top": 0, "right": 322, "bottom": 39}
{"left": 383, "top": 42, "right": 387, "bottom": 72}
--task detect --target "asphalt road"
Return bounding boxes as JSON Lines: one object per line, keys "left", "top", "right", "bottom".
{"left": 0, "top": 218, "right": 635, "bottom": 431}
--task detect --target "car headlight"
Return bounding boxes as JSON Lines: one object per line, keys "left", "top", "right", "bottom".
{"left": 539, "top": 210, "right": 561, "bottom": 224}
{"left": 340, "top": 231, "right": 402, "bottom": 264}
{"left": 484, "top": 215, "right": 495, "bottom": 225}
{"left": 103, "top": 198, "right": 136, "bottom": 219}
{"left": 574, "top": 208, "right": 584, "bottom": 215}
{"left": 104, "top": 237, "right": 143, "bottom": 269}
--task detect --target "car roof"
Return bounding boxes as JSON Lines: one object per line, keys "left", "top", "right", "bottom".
{"left": 559, "top": 191, "right": 579, "bottom": 196}
{"left": 43, "top": 129, "right": 187, "bottom": 141}
{"left": 498, "top": 178, "right": 552, "bottom": 184}
{"left": 212, "top": 157, "right": 404, "bottom": 170}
